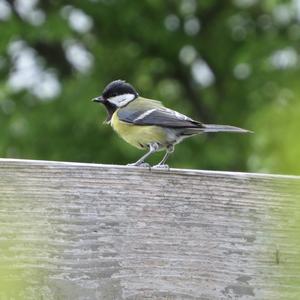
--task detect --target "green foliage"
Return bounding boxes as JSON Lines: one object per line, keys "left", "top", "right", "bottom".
{"left": 0, "top": 0, "right": 299, "bottom": 173}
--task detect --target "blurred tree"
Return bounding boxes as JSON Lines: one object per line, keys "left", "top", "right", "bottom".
{"left": 0, "top": 0, "right": 299, "bottom": 173}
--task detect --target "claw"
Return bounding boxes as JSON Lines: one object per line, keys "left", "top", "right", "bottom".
{"left": 153, "top": 164, "right": 169, "bottom": 170}
{"left": 127, "top": 162, "right": 151, "bottom": 169}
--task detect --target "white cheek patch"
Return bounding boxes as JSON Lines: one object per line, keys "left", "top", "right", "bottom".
{"left": 107, "top": 94, "right": 136, "bottom": 107}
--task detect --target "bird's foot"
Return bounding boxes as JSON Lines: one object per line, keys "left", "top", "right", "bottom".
{"left": 127, "top": 162, "right": 151, "bottom": 169}
{"left": 153, "top": 164, "right": 169, "bottom": 170}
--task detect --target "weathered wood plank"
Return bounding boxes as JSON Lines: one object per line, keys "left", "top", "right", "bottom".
{"left": 0, "top": 158, "right": 300, "bottom": 299}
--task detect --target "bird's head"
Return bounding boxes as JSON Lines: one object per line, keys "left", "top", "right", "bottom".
{"left": 92, "top": 80, "right": 139, "bottom": 108}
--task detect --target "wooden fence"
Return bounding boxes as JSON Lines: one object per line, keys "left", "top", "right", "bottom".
{"left": 0, "top": 158, "right": 300, "bottom": 299}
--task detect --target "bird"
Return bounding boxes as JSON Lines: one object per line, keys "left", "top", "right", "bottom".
{"left": 92, "top": 80, "right": 251, "bottom": 168}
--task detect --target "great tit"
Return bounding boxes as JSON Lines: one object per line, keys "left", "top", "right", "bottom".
{"left": 92, "top": 80, "right": 251, "bottom": 168}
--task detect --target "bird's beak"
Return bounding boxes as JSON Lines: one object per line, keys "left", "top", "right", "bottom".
{"left": 92, "top": 96, "right": 104, "bottom": 103}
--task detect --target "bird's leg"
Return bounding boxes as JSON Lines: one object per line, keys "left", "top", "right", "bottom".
{"left": 153, "top": 145, "right": 174, "bottom": 169}
{"left": 127, "top": 143, "right": 159, "bottom": 167}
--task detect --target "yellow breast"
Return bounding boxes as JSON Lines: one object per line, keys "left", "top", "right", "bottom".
{"left": 111, "top": 111, "right": 167, "bottom": 150}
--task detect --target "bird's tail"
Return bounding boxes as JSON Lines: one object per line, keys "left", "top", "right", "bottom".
{"left": 202, "top": 124, "right": 252, "bottom": 133}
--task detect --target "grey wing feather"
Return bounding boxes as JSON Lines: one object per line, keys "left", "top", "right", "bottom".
{"left": 118, "top": 107, "right": 204, "bottom": 128}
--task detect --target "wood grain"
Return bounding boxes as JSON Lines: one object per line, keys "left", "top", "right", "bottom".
{"left": 0, "top": 158, "right": 300, "bottom": 299}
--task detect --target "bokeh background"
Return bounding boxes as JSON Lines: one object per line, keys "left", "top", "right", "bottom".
{"left": 0, "top": 0, "right": 300, "bottom": 174}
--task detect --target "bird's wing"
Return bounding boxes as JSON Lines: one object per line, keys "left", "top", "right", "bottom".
{"left": 118, "top": 106, "right": 203, "bottom": 128}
